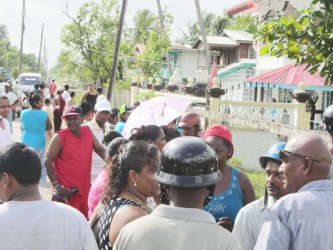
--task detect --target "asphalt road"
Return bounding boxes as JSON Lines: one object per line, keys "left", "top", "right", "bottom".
{"left": 11, "top": 117, "right": 52, "bottom": 200}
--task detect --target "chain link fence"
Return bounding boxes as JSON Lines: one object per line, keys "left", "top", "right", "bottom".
{"left": 190, "top": 107, "right": 329, "bottom": 170}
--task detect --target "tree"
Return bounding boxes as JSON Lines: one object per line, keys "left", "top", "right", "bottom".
{"left": 0, "top": 24, "right": 39, "bottom": 79}
{"left": 226, "top": 14, "right": 254, "bottom": 30}
{"left": 138, "top": 29, "right": 171, "bottom": 78}
{"left": 253, "top": 0, "right": 333, "bottom": 85}
{"left": 0, "top": 24, "right": 9, "bottom": 41}
{"left": 60, "top": 0, "right": 121, "bottom": 84}
{"left": 132, "top": 9, "right": 157, "bottom": 44}
{"left": 185, "top": 12, "right": 229, "bottom": 42}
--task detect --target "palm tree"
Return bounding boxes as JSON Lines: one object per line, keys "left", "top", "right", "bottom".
{"left": 211, "top": 16, "right": 230, "bottom": 36}
{"left": 185, "top": 12, "right": 230, "bottom": 42}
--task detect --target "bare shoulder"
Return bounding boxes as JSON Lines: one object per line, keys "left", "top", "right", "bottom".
{"left": 114, "top": 205, "right": 147, "bottom": 223}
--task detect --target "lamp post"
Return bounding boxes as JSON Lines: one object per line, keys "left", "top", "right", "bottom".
{"left": 131, "top": 76, "right": 138, "bottom": 87}
{"left": 207, "top": 77, "right": 225, "bottom": 98}
{"left": 207, "top": 76, "right": 225, "bottom": 126}
{"left": 167, "top": 76, "right": 177, "bottom": 92}
{"left": 184, "top": 76, "right": 194, "bottom": 94}
{"left": 153, "top": 77, "right": 163, "bottom": 91}
{"left": 293, "top": 81, "right": 310, "bottom": 103}
{"left": 147, "top": 77, "right": 153, "bottom": 89}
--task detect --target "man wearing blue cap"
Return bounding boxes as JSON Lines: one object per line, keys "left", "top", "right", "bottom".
{"left": 232, "top": 142, "right": 288, "bottom": 250}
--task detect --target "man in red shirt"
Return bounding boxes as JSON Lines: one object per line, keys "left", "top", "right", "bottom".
{"left": 45, "top": 105, "right": 106, "bottom": 218}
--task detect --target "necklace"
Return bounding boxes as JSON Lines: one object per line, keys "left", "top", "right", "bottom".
{"left": 124, "top": 190, "right": 152, "bottom": 214}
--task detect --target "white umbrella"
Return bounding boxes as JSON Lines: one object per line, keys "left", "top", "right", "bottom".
{"left": 122, "top": 96, "right": 192, "bottom": 138}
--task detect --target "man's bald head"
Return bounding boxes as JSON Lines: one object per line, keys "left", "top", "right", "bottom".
{"left": 280, "top": 134, "right": 331, "bottom": 193}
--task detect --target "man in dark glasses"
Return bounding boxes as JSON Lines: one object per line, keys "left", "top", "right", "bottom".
{"left": 233, "top": 142, "right": 288, "bottom": 250}
{"left": 255, "top": 134, "right": 333, "bottom": 250}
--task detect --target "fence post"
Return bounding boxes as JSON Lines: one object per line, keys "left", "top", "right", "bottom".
{"left": 209, "top": 97, "right": 220, "bottom": 126}
{"left": 295, "top": 102, "right": 310, "bottom": 129}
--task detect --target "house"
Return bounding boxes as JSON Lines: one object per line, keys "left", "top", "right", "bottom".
{"left": 159, "top": 29, "right": 255, "bottom": 84}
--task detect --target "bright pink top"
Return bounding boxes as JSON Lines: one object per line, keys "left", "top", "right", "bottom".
{"left": 49, "top": 82, "right": 57, "bottom": 94}
{"left": 88, "top": 169, "right": 107, "bottom": 218}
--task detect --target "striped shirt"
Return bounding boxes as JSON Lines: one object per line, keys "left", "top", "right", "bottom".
{"left": 254, "top": 180, "right": 333, "bottom": 250}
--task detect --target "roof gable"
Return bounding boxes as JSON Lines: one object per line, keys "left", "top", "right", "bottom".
{"left": 192, "top": 35, "right": 238, "bottom": 48}
{"left": 222, "top": 29, "right": 253, "bottom": 43}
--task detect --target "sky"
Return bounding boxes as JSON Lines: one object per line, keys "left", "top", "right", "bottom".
{"left": 0, "top": 0, "right": 239, "bottom": 69}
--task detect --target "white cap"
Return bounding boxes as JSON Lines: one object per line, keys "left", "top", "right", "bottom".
{"left": 95, "top": 100, "right": 111, "bottom": 113}
{"left": 96, "top": 95, "right": 107, "bottom": 102}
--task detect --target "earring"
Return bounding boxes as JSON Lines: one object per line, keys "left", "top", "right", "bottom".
{"left": 134, "top": 182, "right": 137, "bottom": 187}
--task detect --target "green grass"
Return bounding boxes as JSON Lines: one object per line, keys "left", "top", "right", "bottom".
{"left": 228, "top": 157, "right": 266, "bottom": 199}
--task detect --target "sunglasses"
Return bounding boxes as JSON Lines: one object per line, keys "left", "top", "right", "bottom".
{"left": 279, "top": 149, "right": 320, "bottom": 163}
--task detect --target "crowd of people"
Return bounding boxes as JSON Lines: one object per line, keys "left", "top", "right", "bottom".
{"left": 0, "top": 80, "right": 333, "bottom": 250}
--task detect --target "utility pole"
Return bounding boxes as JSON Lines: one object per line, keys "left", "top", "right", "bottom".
{"left": 106, "top": 0, "right": 128, "bottom": 101}
{"left": 194, "top": 0, "right": 211, "bottom": 129}
{"left": 37, "top": 23, "right": 44, "bottom": 73}
{"left": 156, "top": 0, "right": 173, "bottom": 78}
{"left": 194, "top": 0, "right": 211, "bottom": 76}
{"left": 43, "top": 39, "right": 46, "bottom": 77}
{"left": 18, "top": 0, "right": 25, "bottom": 75}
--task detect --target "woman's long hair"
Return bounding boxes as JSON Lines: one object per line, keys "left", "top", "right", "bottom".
{"left": 102, "top": 140, "right": 159, "bottom": 204}
{"left": 129, "top": 125, "right": 161, "bottom": 142}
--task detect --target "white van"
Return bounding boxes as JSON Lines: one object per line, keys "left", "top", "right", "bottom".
{"left": 16, "top": 72, "right": 43, "bottom": 96}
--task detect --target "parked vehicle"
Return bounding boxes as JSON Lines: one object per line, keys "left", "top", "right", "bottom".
{"left": 16, "top": 72, "right": 43, "bottom": 97}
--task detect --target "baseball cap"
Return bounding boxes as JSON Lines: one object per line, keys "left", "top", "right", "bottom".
{"left": 95, "top": 100, "right": 111, "bottom": 113}
{"left": 61, "top": 106, "right": 83, "bottom": 119}
{"left": 204, "top": 124, "right": 234, "bottom": 159}
{"left": 120, "top": 104, "right": 134, "bottom": 114}
{"left": 111, "top": 108, "right": 120, "bottom": 115}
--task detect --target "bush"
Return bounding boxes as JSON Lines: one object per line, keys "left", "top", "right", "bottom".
{"left": 228, "top": 156, "right": 266, "bottom": 199}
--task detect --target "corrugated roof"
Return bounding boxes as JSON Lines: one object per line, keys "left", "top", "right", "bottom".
{"left": 192, "top": 36, "right": 238, "bottom": 48}
{"left": 223, "top": 29, "right": 253, "bottom": 42}
{"left": 245, "top": 64, "right": 327, "bottom": 87}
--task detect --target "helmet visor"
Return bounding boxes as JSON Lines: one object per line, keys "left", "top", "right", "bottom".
{"left": 155, "top": 171, "right": 221, "bottom": 188}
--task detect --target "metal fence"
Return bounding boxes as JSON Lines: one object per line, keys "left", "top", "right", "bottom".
{"left": 135, "top": 88, "right": 329, "bottom": 170}
{"left": 190, "top": 106, "right": 329, "bottom": 170}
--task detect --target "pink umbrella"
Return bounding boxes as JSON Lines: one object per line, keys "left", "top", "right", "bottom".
{"left": 209, "top": 64, "right": 218, "bottom": 88}
{"left": 122, "top": 96, "right": 192, "bottom": 138}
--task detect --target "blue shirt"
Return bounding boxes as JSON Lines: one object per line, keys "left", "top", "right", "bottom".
{"left": 203, "top": 167, "right": 243, "bottom": 223}
{"left": 21, "top": 109, "right": 47, "bottom": 149}
{"left": 255, "top": 180, "right": 333, "bottom": 250}
{"left": 114, "top": 121, "right": 125, "bottom": 134}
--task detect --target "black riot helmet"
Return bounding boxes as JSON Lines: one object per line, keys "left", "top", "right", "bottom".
{"left": 155, "top": 136, "right": 220, "bottom": 188}
{"left": 323, "top": 105, "right": 333, "bottom": 132}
